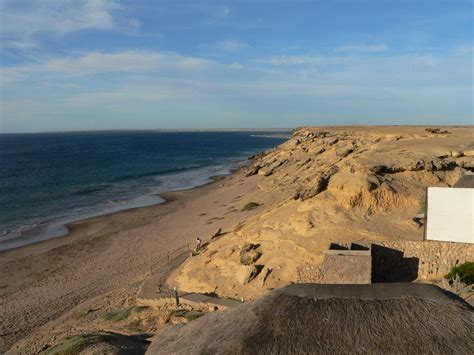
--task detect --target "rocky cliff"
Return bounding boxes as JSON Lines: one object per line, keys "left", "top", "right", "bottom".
{"left": 168, "top": 126, "right": 474, "bottom": 299}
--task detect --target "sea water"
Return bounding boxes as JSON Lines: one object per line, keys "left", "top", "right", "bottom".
{"left": 0, "top": 131, "right": 288, "bottom": 251}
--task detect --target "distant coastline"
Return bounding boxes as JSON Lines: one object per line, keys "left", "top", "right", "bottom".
{"left": 250, "top": 133, "right": 292, "bottom": 139}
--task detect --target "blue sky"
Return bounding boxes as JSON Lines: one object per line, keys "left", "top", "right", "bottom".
{"left": 0, "top": 0, "right": 472, "bottom": 132}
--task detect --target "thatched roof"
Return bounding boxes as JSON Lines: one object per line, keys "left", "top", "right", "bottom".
{"left": 147, "top": 283, "right": 473, "bottom": 355}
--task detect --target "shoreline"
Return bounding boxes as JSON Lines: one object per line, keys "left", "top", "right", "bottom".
{"left": 0, "top": 173, "right": 229, "bottom": 258}
{"left": 1, "top": 166, "right": 268, "bottom": 352}
{"left": 1, "top": 129, "right": 291, "bottom": 252}
{"left": 0, "top": 164, "right": 239, "bottom": 254}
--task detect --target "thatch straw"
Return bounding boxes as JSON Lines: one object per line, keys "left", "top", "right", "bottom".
{"left": 147, "top": 283, "right": 473, "bottom": 355}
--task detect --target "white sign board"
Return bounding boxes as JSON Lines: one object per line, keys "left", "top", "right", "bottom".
{"left": 426, "top": 187, "right": 473, "bottom": 244}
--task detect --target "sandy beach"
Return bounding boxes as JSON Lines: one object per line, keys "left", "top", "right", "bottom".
{"left": 1, "top": 126, "right": 473, "bottom": 353}
{"left": 0, "top": 171, "right": 279, "bottom": 353}
{"left": 2, "top": 2, "right": 472, "bottom": 352}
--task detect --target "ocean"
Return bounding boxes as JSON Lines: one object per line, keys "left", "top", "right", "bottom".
{"left": 0, "top": 131, "right": 288, "bottom": 251}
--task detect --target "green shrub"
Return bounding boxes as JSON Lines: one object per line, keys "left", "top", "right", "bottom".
{"left": 185, "top": 310, "right": 204, "bottom": 321}
{"left": 169, "top": 309, "right": 204, "bottom": 321}
{"left": 169, "top": 309, "right": 188, "bottom": 318}
{"left": 40, "top": 335, "right": 103, "bottom": 355}
{"left": 241, "top": 202, "right": 260, "bottom": 212}
{"left": 72, "top": 308, "right": 97, "bottom": 320}
{"left": 444, "top": 262, "right": 474, "bottom": 285}
{"left": 417, "top": 198, "right": 427, "bottom": 214}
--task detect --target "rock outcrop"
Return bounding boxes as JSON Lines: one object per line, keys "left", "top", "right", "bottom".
{"left": 239, "top": 244, "right": 262, "bottom": 265}
{"left": 168, "top": 126, "right": 474, "bottom": 300}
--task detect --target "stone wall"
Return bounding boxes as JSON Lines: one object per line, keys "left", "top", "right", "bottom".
{"left": 297, "top": 240, "right": 473, "bottom": 283}
{"left": 375, "top": 240, "right": 473, "bottom": 281}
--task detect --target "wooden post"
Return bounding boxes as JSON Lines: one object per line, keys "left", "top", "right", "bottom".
{"left": 174, "top": 286, "right": 180, "bottom": 306}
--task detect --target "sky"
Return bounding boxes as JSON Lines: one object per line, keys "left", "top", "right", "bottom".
{"left": 0, "top": 0, "right": 472, "bottom": 132}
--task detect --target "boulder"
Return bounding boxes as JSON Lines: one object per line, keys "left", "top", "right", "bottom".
{"left": 458, "top": 158, "right": 474, "bottom": 169}
{"left": 258, "top": 161, "right": 284, "bottom": 177}
{"left": 293, "top": 187, "right": 302, "bottom": 200}
{"left": 259, "top": 267, "right": 273, "bottom": 287}
{"left": 280, "top": 139, "right": 300, "bottom": 151}
{"left": 335, "top": 145, "right": 354, "bottom": 157}
{"left": 298, "top": 165, "right": 339, "bottom": 200}
{"left": 325, "top": 137, "right": 339, "bottom": 146}
{"left": 240, "top": 243, "right": 262, "bottom": 265}
{"left": 245, "top": 165, "right": 261, "bottom": 177}
{"left": 463, "top": 149, "right": 474, "bottom": 157}
{"left": 236, "top": 265, "right": 262, "bottom": 285}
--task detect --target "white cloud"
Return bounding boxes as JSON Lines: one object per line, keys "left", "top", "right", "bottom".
{"left": 335, "top": 44, "right": 389, "bottom": 53}
{"left": 221, "top": 6, "right": 230, "bottom": 17}
{"left": 2, "top": 44, "right": 472, "bottom": 132}
{"left": 0, "top": 0, "right": 139, "bottom": 45}
{"left": 254, "top": 55, "right": 344, "bottom": 66}
{"left": 7, "top": 40, "right": 38, "bottom": 49}
{"left": 454, "top": 43, "right": 474, "bottom": 55}
{"left": 202, "top": 40, "right": 248, "bottom": 52}
{"left": 2, "top": 51, "right": 216, "bottom": 82}
{"left": 229, "top": 62, "right": 244, "bottom": 69}
{"left": 206, "top": 5, "right": 231, "bottom": 24}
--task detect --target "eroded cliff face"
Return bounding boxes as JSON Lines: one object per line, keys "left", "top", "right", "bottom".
{"left": 168, "top": 126, "right": 474, "bottom": 300}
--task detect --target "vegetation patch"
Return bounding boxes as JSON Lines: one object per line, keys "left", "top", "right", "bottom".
{"left": 417, "top": 196, "right": 427, "bottom": 214}
{"left": 169, "top": 309, "right": 204, "bottom": 321}
{"left": 206, "top": 217, "right": 225, "bottom": 223}
{"left": 185, "top": 310, "right": 205, "bottom": 321}
{"left": 169, "top": 309, "right": 188, "bottom": 318}
{"left": 241, "top": 202, "right": 260, "bottom": 212}
{"left": 72, "top": 307, "right": 99, "bottom": 320}
{"left": 40, "top": 334, "right": 104, "bottom": 355}
{"left": 123, "top": 320, "right": 143, "bottom": 333}
{"left": 445, "top": 262, "right": 474, "bottom": 285}
{"left": 103, "top": 306, "right": 147, "bottom": 322}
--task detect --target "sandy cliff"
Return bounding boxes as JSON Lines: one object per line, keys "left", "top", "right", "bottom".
{"left": 168, "top": 126, "right": 474, "bottom": 299}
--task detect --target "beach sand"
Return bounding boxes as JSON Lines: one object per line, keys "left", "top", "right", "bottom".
{"left": 0, "top": 172, "right": 281, "bottom": 353}
{"left": 1, "top": 125, "right": 473, "bottom": 353}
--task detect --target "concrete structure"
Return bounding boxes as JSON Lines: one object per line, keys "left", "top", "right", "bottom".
{"left": 298, "top": 239, "right": 473, "bottom": 284}
{"left": 321, "top": 243, "right": 372, "bottom": 284}
{"left": 453, "top": 174, "right": 474, "bottom": 188}
{"left": 426, "top": 178, "right": 473, "bottom": 244}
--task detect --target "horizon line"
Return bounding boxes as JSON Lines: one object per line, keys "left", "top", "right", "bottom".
{"left": 2, "top": 124, "right": 473, "bottom": 134}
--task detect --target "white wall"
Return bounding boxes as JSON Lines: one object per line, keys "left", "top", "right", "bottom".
{"left": 426, "top": 187, "right": 473, "bottom": 244}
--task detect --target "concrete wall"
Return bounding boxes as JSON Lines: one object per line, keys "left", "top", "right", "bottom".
{"left": 426, "top": 187, "right": 473, "bottom": 244}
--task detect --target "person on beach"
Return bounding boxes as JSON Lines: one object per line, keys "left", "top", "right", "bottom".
{"left": 195, "top": 237, "right": 202, "bottom": 252}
